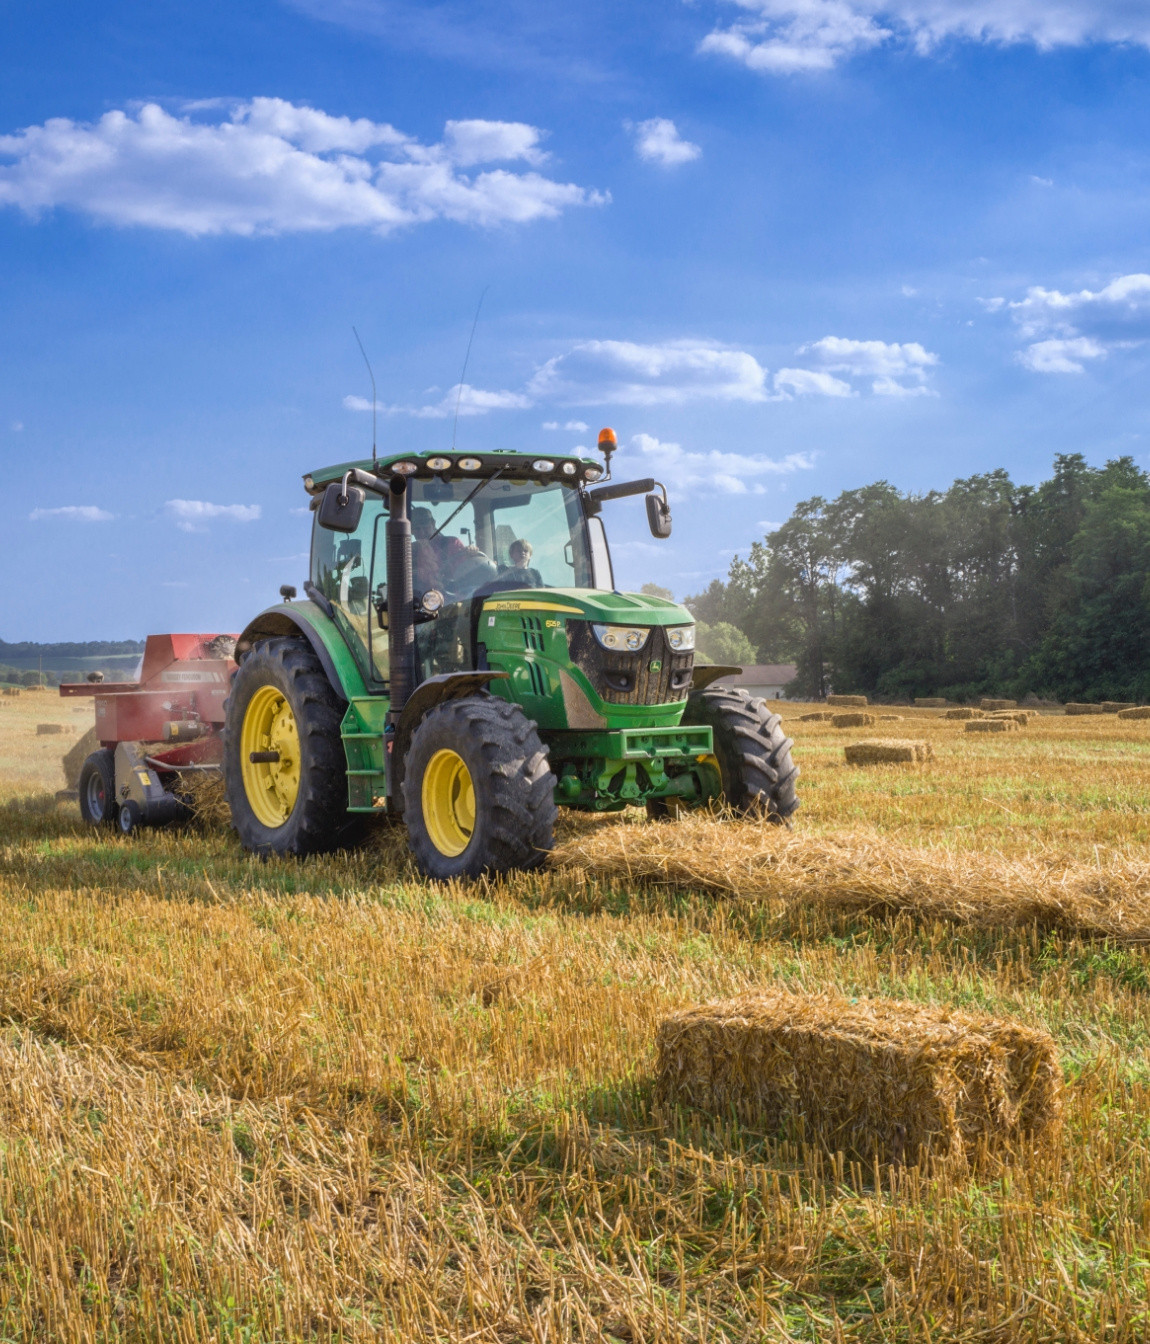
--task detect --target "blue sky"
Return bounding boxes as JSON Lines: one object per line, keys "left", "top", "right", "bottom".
{"left": 2, "top": 0, "right": 1149, "bottom": 640}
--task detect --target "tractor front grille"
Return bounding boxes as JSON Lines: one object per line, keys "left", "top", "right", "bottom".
{"left": 566, "top": 621, "right": 694, "bottom": 707}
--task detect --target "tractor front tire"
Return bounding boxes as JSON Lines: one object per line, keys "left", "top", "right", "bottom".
{"left": 78, "top": 749, "right": 118, "bottom": 828}
{"left": 403, "top": 695, "right": 555, "bottom": 880}
{"left": 224, "top": 637, "right": 359, "bottom": 857}
{"left": 656, "top": 686, "right": 799, "bottom": 823}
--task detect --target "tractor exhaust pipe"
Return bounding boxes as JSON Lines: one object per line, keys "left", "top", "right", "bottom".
{"left": 386, "top": 474, "right": 416, "bottom": 726}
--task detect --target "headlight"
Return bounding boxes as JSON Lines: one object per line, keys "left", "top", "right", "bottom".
{"left": 583, "top": 465, "right": 603, "bottom": 482}
{"left": 425, "top": 456, "right": 452, "bottom": 472}
{"left": 391, "top": 461, "right": 418, "bottom": 475}
{"left": 666, "top": 625, "right": 695, "bottom": 651}
{"left": 420, "top": 589, "right": 445, "bottom": 614}
{"left": 458, "top": 457, "right": 482, "bottom": 471}
{"left": 592, "top": 623, "right": 650, "bottom": 652}
{"left": 532, "top": 459, "right": 555, "bottom": 473}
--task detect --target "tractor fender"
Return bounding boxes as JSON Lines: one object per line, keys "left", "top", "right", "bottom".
{"left": 235, "top": 602, "right": 369, "bottom": 703}
{"left": 690, "top": 664, "right": 742, "bottom": 692}
{"left": 391, "top": 671, "right": 509, "bottom": 813}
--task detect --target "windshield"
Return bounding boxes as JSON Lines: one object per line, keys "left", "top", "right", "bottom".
{"left": 409, "top": 476, "right": 605, "bottom": 601}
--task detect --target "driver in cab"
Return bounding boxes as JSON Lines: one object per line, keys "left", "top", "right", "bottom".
{"left": 411, "top": 506, "right": 496, "bottom": 597}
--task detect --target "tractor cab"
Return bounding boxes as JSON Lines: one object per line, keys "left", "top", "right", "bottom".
{"left": 307, "top": 459, "right": 617, "bottom": 689}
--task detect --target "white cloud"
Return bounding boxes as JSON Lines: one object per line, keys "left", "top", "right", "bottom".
{"left": 1017, "top": 337, "right": 1107, "bottom": 374}
{"left": 628, "top": 118, "right": 701, "bottom": 168}
{"left": 28, "top": 505, "right": 112, "bottom": 522}
{"left": 0, "top": 99, "right": 605, "bottom": 236}
{"left": 542, "top": 419, "right": 589, "bottom": 431}
{"left": 528, "top": 339, "right": 772, "bottom": 406}
{"left": 793, "top": 334, "right": 939, "bottom": 395}
{"left": 998, "top": 273, "right": 1150, "bottom": 372}
{"left": 630, "top": 432, "right": 814, "bottom": 495}
{"left": 345, "top": 383, "right": 532, "bottom": 418}
{"left": 1030, "top": 174, "right": 1053, "bottom": 187}
{"left": 1008, "top": 274, "right": 1150, "bottom": 338}
{"left": 773, "top": 367, "right": 855, "bottom": 397}
{"left": 164, "top": 499, "right": 262, "bottom": 532}
{"left": 700, "top": 0, "right": 1150, "bottom": 75}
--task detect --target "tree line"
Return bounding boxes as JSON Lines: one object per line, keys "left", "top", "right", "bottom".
{"left": 684, "top": 454, "right": 1150, "bottom": 703}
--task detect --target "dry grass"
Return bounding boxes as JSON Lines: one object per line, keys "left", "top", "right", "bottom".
{"left": 2, "top": 695, "right": 1150, "bottom": 1339}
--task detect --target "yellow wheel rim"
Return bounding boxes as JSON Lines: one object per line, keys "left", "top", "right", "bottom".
{"left": 422, "top": 749, "right": 475, "bottom": 858}
{"left": 697, "top": 753, "right": 724, "bottom": 801}
{"left": 240, "top": 684, "right": 301, "bottom": 828}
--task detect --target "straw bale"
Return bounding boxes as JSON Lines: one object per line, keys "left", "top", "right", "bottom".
{"left": 914, "top": 697, "right": 949, "bottom": 708}
{"left": 799, "top": 711, "right": 834, "bottom": 722}
{"left": 988, "top": 712, "right": 1031, "bottom": 726}
{"left": 1117, "top": 706, "right": 1150, "bottom": 721}
{"left": 1, "top": 686, "right": 19, "bottom": 697}
{"left": 1065, "top": 703, "right": 1108, "bottom": 716}
{"left": 1102, "top": 702, "right": 1138, "bottom": 713}
{"left": 35, "top": 723, "right": 71, "bottom": 735}
{"left": 655, "top": 989, "right": 1061, "bottom": 1167}
{"left": 965, "top": 719, "right": 1018, "bottom": 734}
{"left": 61, "top": 727, "right": 100, "bottom": 788}
{"left": 878, "top": 714, "right": 903, "bottom": 721}
{"left": 945, "top": 708, "right": 983, "bottom": 720}
{"left": 831, "top": 712, "right": 876, "bottom": 729}
{"left": 827, "top": 694, "right": 868, "bottom": 707}
{"left": 980, "top": 698, "right": 1016, "bottom": 710}
{"left": 844, "top": 739, "right": 933, "bottom": 765}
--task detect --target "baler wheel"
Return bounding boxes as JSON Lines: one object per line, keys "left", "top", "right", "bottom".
{"left": 78, "top": 749, "right": 118, "bottom": 828}
{"left": 224, "top": 637, "right": 362, "bottom": 856}
{"left": 650, "top": 686, "right": 800, "bottom": 824}
{"left": 403, "top": 695, "right": 555, "bottom": 880}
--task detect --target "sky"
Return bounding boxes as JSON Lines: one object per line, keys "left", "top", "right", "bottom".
{"left": 2, "top": 0, "right": 1149, "bottom": 640}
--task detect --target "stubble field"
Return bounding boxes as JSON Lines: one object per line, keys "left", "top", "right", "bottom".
{"left": 2, "top": 689, "right": 1150, "bottom": 1341}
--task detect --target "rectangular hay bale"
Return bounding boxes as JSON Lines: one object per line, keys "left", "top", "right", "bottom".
{"left": 914, "top": 697, "right": 949, "bottom": 707}
{"left": 989, "top": 711, "right": 1031, "bottom": 725}
{"left": 945, "top": 707, "right": 983, "bottom": 720}
{"left": 831, "top": 712, "right": 876, "bottom": 728}
{"left": 827, "top": 694, "right": 868, "bottom": 707}
{"left": 844, "top": 738, "right": 933, "bottom": 765}
{"left": 1065, "top": 703, "right": 1108, "bottom": 716}
{"left": 1101, "top": 702, "right": 1137, "bottom": 713}
{"left": 799, "top": 711, "right": 834, "bottom": 722}
{"left": 979, "top": 698, "right": 1017, "bottom": 711}
{"left": 965, "top": 718, "right": 1018, "bottom": 733}
{"left": 655, "top": 990, "right": 1062, "bottom": 1167}
{"left": 1118, "top": 706, "right": 1150, "bottom": 720}
{"left": 36, "top": 723, "right": 67, "bottom": 735}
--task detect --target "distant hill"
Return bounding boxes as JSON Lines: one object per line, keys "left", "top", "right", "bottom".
{"left": 0, "top": 639, "right": 145, "bottom": 686}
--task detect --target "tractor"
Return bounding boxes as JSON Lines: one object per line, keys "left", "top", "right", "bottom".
{"left": 223, "top": 429, "right": 799, "bottom": 877}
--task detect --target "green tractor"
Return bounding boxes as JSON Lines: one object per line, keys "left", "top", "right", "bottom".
{"left": 224, "top": 430, "right": 799, "bottom": 878}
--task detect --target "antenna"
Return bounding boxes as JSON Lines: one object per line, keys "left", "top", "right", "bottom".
{"left": 352, "top": 326, "right": 378, "bottom": 471}
{"left": 451, "top": 286, "right": 489, "bottom": 454}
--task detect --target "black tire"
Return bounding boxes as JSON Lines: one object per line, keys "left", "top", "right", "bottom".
{"left": 662, "top": 687, "right": 800, "bottom": 823}
{"left": 78, "top": 749, "right": 118, "bottom": 827}
{"left": 403, "top": 694, "right": 556, "bottom": 880}
{"left": 118, "top": 799, "right": 141, "bottom": 835}
{"left": 223, "top": 637, "right": 361, "bottom": 857}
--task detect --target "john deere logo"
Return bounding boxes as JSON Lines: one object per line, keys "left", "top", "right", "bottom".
{"left": 649, "top": 659, "right": 663, "bottom": 671}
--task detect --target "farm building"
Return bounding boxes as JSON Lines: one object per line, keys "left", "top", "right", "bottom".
{"left": 712, "top": 664, "right": 797, "bottom": 700}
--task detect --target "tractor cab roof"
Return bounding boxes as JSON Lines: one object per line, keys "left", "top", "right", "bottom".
{"left": 303, "top": 449, "right": 605, "bottom": 495}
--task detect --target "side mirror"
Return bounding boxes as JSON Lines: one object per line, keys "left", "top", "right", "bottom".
{"left": 317, "top": 482, "right": 365, "bottom": 533}
{"left": 646, "top": 492, "right": 672, "bottom": 539}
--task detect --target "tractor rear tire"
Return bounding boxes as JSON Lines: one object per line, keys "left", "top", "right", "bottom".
{"left": 224, "top": 637, "right": 362, "bottom": 857}
{"left": 403, "top": 694, "right": 555, "bottom": 880}
{"left": 652, "top": 686, "right": 799, "bottom": 823}
{"left": 78, "top": 749, "right": 118, "bottom": 827}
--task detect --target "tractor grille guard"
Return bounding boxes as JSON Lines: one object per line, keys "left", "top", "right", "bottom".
{"left": 565, "top": 621, "right": 694, "bottom": 707}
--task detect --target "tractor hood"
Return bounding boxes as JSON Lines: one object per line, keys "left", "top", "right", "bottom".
{"left": 479, "top": 588, "right": 692, "bottom": 627}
